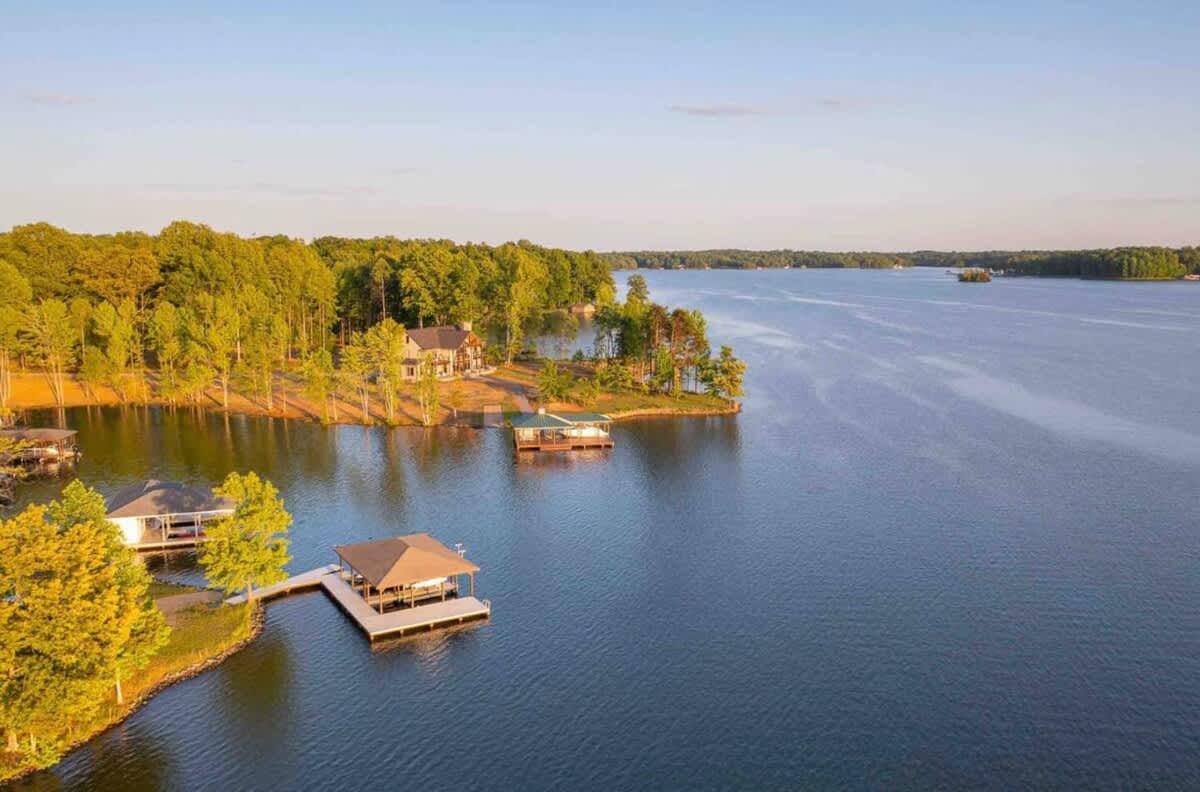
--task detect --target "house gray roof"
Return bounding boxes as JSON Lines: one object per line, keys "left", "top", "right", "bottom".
{"left": 106, "top": 480, "right": 234, "bottom": 519}
{"left": 406, "top": 326, "right": 475, "bottom": 351}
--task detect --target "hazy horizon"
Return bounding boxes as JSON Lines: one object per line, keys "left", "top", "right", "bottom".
{"left": 4, "top": 1, "right": 1199, "bottom": 250}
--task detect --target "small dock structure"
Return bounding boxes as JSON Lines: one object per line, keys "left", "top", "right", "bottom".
{"left": 512, "top": 409, "right": 614, "bottom": 452}
{"left": 106, "top": 480, "right": 234, "bottom": 550}
{"left": 0, "top": 428, "right": 79, "bottom": 466}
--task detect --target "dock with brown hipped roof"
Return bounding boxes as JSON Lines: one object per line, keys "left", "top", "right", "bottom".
{"left": 222, "top": 534, "right": 491, "bottom": 640}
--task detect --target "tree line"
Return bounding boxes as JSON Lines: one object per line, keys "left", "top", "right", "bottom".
{"left": 0, "top": 222, "right": 617, "bottom": 414}
{"left": 603, "top": 246, "right": 1200, "bottom": 279}
{"left": 602, "top": 249, "right": 908, "bottom": 270}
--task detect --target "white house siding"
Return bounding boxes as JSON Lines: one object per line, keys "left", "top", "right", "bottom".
{"left": 110, "top": 517, "right": 143, "bottom": 545}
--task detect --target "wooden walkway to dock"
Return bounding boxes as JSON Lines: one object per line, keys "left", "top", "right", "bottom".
{"left": 224, "top": 565, "right": 491, "bottom": 640}
{"left": 225, "top": 564, "right": 340, "bottom": 605}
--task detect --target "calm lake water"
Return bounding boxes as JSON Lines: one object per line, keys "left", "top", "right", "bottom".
{"left": 14, "top": 269, "right": 1200, "bottom": 790}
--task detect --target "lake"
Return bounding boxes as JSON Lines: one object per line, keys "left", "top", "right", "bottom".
{"left": 15, "top": 269, "right": 1200, "bottom": 790}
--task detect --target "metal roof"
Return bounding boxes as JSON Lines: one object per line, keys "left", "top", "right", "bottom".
{"left": 510, "top": 412, "right": 574, "bottom": 429}
{"left": 554, "top": 411, "right": 612, "bottom": 423}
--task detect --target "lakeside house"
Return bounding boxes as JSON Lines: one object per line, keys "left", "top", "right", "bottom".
{"left": 569, "top": 302, "right": 596, "bottom": 316}
{"left": 402, "top": 323, "right": 485, "bottom": 380}
{"left": 511, "top": 409, "right": 614, "bottom": 451}
{"left": 0, "top": 428, "right": 79, "bottom": 466}
{"left": 105, "top": 480, "right": 234, "bottom": 549}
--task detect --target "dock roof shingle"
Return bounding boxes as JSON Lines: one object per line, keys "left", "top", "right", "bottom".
{"left": 333, "top": 533, "right": 480, "bottom": 589}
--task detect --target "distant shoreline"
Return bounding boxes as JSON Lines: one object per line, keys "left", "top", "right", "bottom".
{"left": 6, "top": 367, "right": 738, "bottom": 429}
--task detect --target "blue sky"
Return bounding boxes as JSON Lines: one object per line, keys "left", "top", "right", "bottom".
{"left": 2, "top": 1, "right": 1198, "bottom": 249}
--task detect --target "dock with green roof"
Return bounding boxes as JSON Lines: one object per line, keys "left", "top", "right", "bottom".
{"left": 510, "top": 409, "right": 614, "bottom": 451}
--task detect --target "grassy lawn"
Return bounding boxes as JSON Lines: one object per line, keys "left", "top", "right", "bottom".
{"left": 147, "top": 581, "right": 198, "bottom": 599}
{"left": 123, "top": 602, "right": 255, "bottom": 703}
{"left": 585, "top": 389, "right": 733, "bottom": 417}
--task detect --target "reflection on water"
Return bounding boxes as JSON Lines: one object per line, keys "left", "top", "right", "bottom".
{"left": 16, "top": 269, "right": 1200, "bottom": 790}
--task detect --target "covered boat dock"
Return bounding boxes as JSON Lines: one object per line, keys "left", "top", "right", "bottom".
{"left": 106, "top": 480, "right": 234, "bottom": 549}
{"left": 0, "top": 428, "right": 79, "bottom": 466}
{"left": 512, "top": 409, "right": 614, "bottom": 451}
{"left": 330, "top": 533, "right": 490, "bottom": 639}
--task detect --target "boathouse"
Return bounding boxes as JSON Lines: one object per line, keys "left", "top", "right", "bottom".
{"left": 511, "top": 409, "right": 613, "bottom": 451}
{"left": 0, "top": 428, "right": 79, "bottom": 465}
{"left": 326, "top": 533, "right": 490, "bottom": 638}
{"left": 105, "top": 480, "right": 234, "bottom": 549}
{"left": 402, "top": 323, "right": 485, "bottom": 380}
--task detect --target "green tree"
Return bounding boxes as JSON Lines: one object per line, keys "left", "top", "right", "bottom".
{"left": 537, "top": 359, "right": 573, "bottom": 402}
{"left": 189, "top": 294, "right": 237, "bottom": 408}
{"left": 364, "top": 318, "right": 406, "bottom": 423}
{"left": 417, "top": 352, "right": 440, "bottom": 426}
{"left": 339, "top": 331, "right": 374, "bottom": 423}
{"left": 148, "top": 301, "right": 183, "bottom": 403}
{"left": 0, "top": 482, "right": 167, "bottom": 768}
{"left": 0, "top": 262, "right": 31, "bottom": 407}
{"left": 595, "top": 359, "right": 633, "bottom": 390}
{"left": 199, "top": 472, "right": 292, "bottom": 602}
{"left": 302, "top": 347, "right": 335, "bottom": 423}
{"left": 46, "top": 482, "right": 168, "bottom": 706}
{"left": 22, "top": 299, "right": 76, "bottom": 406}
{"left": 701, "top": 345, "right": 747, "bottom": 402}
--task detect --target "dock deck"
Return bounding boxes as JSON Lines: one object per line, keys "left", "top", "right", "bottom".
{"left": 514, "top": 437, "right": 614, "bottom": 452}
{"left": 321, "top": 573, "right": 491, "bottom": 639}
{"left": 222, "top": 565, "right": 491, "bottom": 639}
{"left": 133, "top": 535, "right": 209, "bottom": 551}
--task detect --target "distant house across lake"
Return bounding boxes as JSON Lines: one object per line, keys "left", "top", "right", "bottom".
{"left": 0, "top": 428, "right": 79, "bottom": 465}
{"left": 403, "top": 323, "right": 485, "bottom": 380}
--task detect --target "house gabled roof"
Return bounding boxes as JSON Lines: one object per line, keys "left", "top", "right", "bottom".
{"left": 106, "top": 480, "right": 234, "bottom": 519}
{"left": 333, "top": 533, "right": 479, "bottom": 589}
{"left": 406, "top": 326, "right": 475, "bottom": 351}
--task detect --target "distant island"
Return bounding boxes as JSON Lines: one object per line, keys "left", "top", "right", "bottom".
{"left": 601, "top": 246, "right": 1200, "bottom": 280}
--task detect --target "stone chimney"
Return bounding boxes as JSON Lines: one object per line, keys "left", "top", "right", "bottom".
{"left": 458, "top": 320, "right": 473, "bottom": 333}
